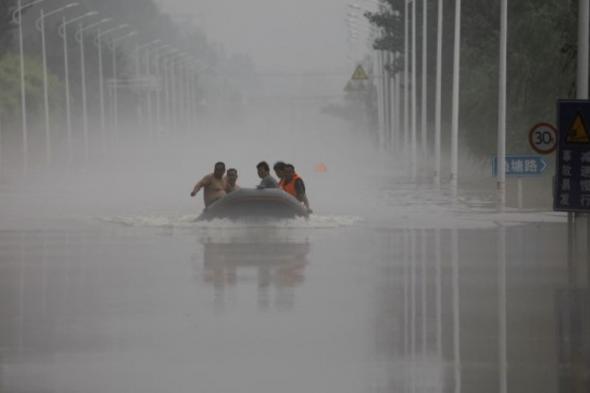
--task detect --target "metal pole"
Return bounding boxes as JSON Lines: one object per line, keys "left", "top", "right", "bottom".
{"left": 404, "top": 0, "right": 410, "bottom": 165}
{"left": 112, "top": 39, "right": 118, "bottom": 140}
{"left": 578, "top": 0, "right": 589, "bottom": 99}
{"left": 376, "top": 51, "right": 385, "bottom": 147}
{"left": 450, "top": 0, "right": 462, "bottom": 193}
{"left": 62, "top": 15, "right": 73, "bottom": 165}
{"left": 434, "top": 0, "right": 443, "bottom": 185}
{"left": 40, "top": 10, "right": 51, "bottom": 165}
{"left": 383, "top": 56, "right": 391, "bottom": 150}
{"left": 17, "top": 0, "right": 29, "bottom": 173}
{"left": 144, "top": 49, "right": 153, "bottom": 140}
{"left": 411, "top": 0, "right": 418, "bottom": 179}
{"left": 395, "top": 52, "right": 402, "bottom": 154}
{"left": 576, "top": 0, "right": 590, "bottom": 287}
{"left": 97, "top": 29, "right": 106, "bottom": 152}
{"left": 421, "top": 0, "right": 428, "bottom": 158}
{"left": 497, "top": 0, "right": 508, "bottom": 207}
{"left": 79, "top": 23, "right": 89, "bottom": 161}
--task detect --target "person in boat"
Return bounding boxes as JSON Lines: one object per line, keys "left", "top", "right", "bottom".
{"left": 224, "top": 168, "right": 240, "bottom": 193}
{"left": 256, "top": 161, "right": 279, "bottom": 189}
{"left": 273, "top": 161, "right": 286, "bottom": 187}
{"left": 282, "top": 164, "right": 311, "bottom": 212}
{"left": 190, "top": 161, "right": 227, "bottom": 208}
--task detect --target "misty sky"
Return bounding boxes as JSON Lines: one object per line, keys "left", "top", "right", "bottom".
{"left": 155, "top": 0, "right": 372, "bottom": 73}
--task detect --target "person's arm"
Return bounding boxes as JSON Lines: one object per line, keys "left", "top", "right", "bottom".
{"left": 191, "top": 175, "right": 210, "bottom": 197}
{"left": 294, "top": 179, "right": 311, "bottom": 210}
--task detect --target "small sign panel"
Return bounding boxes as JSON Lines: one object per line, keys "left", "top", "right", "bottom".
{"left": 554, "top": 100, "right": 590, "bottom": 212}
{"left": 491, "top": 155, "right": 547, "bottom": 177}
{"left": 529, "top": 123, "right": 557, "bottom": 154}
{"left": 350, "top": 65, "right": 369, "bottom": 81}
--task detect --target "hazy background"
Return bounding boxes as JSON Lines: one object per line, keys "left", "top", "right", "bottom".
{"left": 155, "top": 0, "right": 353, "bottom": 73}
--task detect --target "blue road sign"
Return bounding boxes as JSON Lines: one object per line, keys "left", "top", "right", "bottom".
{"left": 491, "top": 155, "right": 548, "bottom": 177}
{"left": 554, "top": 100, "right": 590, "bottom": 212}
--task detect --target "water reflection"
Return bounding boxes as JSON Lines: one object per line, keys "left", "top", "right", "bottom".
{"left": 196, "top": 230, "right": 310, "bottom": 311}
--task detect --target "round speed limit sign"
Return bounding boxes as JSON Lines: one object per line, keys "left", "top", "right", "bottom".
{"left": 529, "top": 123, "right": 557, "bottom": 154}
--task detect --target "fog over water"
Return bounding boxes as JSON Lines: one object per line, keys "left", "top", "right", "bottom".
{"left": 0, "top": 1, "right": 584, "bottom": 392}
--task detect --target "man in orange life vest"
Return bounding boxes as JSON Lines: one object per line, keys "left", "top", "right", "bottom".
{"left": 273, "top": 161, "right": 286, "bottom": 187}
{"left": 281, "top": 164, "right": 311, "bottom": 212}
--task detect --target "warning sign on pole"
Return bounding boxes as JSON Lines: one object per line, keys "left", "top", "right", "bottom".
{"left": 554, "top": 100, "right": 590, "bottom": 212}
{"left": 350, "top": 65, "right": 369, "bottom": 81}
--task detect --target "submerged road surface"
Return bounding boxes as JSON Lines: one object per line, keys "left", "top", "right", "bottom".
{"left": 0, "top": 179, "right": 586, "bottom": 393}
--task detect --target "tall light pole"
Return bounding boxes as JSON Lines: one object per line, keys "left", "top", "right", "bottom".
{"left": 12, "top": 0, "right": 46, "bottom": 174}
{"left": 434, "top": 0, "right": 443, "bottom": 186}
{"left": 35, "top": 2, "right": 79, "bottom": 166}
{"left": 421, "top": 0, "right": 428, "bottom": 158}
{"left": 450, "top": 0, "right": 462, "bottom": 194}
{"left": 109, "top": 30, "right": 138, "bottom": 139}
{"left": 497, "top": 0, "right": 508, "bottom": 206}
{"left": 160, "top": 48, "right": 179, "bottom": 134}
{"left": 133, "top": 40, "right": 161, "bottom": 135}
{"left": 411, "top": 0, "right": 417, "bottom": 179}
{"left": 58, "top": 11, "right": 98, "bottom": 165}
{"left": 404, "top": 0, "right": 410, "bottom": 165}
{"left": 149, "top": 44, "right": 172, "bottom": 137}
{"left": 96, "top": 24, "right": 129, "bottom": 151}
{"left": 75, "top": 17, "right": 111, "bottom": 161}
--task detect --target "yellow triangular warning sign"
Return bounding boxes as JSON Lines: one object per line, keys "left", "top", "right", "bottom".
{"left": 567, "top": 113, "right": 590, "bottom": 143}
{"left": 351, "top": 65, "right": 368, "bottom": 81}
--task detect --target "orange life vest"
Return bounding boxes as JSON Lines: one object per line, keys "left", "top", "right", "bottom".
{"left": 281, "top": 173, "right": 301, "bottom": 199}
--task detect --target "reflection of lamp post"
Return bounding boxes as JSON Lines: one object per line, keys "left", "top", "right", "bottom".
{"left": 109, "top": 31, "right": 138, "bottom": 139}
{"left": 35, "top": 2, "right": 79, "bottom": 166}
{"left": 95, "top": 24, "right": 129, "bottom": 151}
{"left": 12, "top": 0, "right": 46, "bottom": 173}
{"left": 75, "top": 18, "right": 111, "bottom": 161}
{"left": 58, "top": 11, "right": 98, "bottom": 165}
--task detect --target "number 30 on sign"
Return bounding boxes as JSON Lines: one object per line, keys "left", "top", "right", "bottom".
{"left": 529, "top": 123, "right": 557, "bottom": 154}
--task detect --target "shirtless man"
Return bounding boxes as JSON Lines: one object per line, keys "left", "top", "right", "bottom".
{"left": 224, "top": 168, "right": 240, "bottom": 193}
{"left": 190, "top": 162, "right": 227, "bottom": 207}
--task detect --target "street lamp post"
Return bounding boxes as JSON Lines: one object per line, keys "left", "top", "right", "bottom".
{"left": 35, "top": 2, "right": 79, "bottom": 166}
{"left": 450, "top": 0, "right": 462, "bottom": 194}
{"left": 12, "top": 0, "right": 46, "bottom": 173}
{"left": 133, "top": 40, "right": 161, "bottom": 134}
{"left": 75, "top": 18, "right": 111, "bottom": 161}
{"left": 434, "top": 0, "right": 443, "bottom": 186}
{"left": 109, "top": 31, "right": 138, "bottom": 140}
{"left": 411, "top": 0, "right": 417, "bottom": 180}
{"left": 149, "top": 44, "right": 172, "bottom": 137}
{"left": 58, "top": 11, "right": 98, "bottom": 165}
{"left": 497, "top": 0, "right": 508, "bottom": 206}
{"left": 404, "top": 0, "right": 410, "bottom": 170}
{"left": 96, "top": 25, "right": 130, "bottom": 150}
{"left": 421, "top": 0, "right": 428, "bottom": 158}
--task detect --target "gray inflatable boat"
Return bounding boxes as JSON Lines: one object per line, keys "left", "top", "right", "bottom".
{"left": 197, "top": 188, "right": 309, "bottom": 221}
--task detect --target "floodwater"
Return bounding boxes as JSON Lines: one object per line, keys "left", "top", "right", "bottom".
{"left": 0, "top": 169, "right": 585, "bottom": 392}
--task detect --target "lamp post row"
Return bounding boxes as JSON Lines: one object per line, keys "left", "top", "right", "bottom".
{"left": 11, "top": 0, "right": 205, "bottom": 173}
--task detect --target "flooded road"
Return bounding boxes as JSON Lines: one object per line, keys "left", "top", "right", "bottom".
{"left": 0, "top": 181, "right": 584, "bottom": 392}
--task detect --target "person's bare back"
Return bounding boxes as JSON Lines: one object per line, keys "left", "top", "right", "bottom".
{"left": 191, "top": 162, "right": 227, "bottom": 207}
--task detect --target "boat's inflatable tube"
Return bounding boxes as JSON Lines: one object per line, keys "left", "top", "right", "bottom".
{"left": 197, "top": 188, "right": 309, "bottom": 221}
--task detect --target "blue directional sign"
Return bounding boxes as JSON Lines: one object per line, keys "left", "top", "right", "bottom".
{"left": 554, "top": 100, "right": 590, "bottom": 212}
{"left": 491, "top": 155, "right": 548, "bottom": 177}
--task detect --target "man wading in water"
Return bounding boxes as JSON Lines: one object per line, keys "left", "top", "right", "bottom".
{"left": 190, "top": 162, "right": 227, "bottom": 208}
